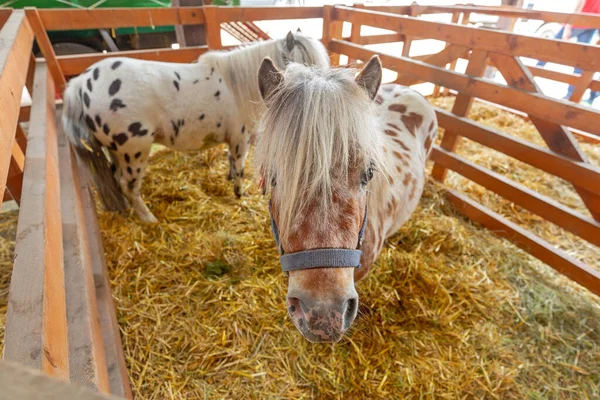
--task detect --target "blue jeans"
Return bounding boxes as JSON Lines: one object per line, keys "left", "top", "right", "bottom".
{"left": 536, "top": 27, "right": 599, "bottom": 101}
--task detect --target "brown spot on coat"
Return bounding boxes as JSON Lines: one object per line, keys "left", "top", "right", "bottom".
{"left": 389, "top": 104, "right": 407, "bottom": 113}
{"left": 402, "top": 172, "right": 412, "bottom": 186}
{"left": 424, "top": 135, "right": 433, "bottom": 154}
{"left": 428, "top": 120, "right": 436, "bottom": 133}
{"left": 375, "top": 95, "right": 383, "bottom": 104}
{"left": 393, "top": 138, "right": 410, "bottom": 152}
{"left": 401, "top": 112, "right": 424, "bottom": 137}
{"left": 384, "top": 129, "right": 397, "bottom": 137}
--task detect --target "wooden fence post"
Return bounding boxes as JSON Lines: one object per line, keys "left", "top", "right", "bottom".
{"left": 172, "top": 0, "right": 207, "bottom": 47}
{"left": 347, "top": 3, "right": 364, "bottom": 64}
{"left": 433, "top": 11, "right": 461, "bottom": 96}
{"left": 24, "top": 7, "right": 67, "bottom": 94}
{"left": 442, "top": 11, "right": 470, "bottom": 95}
{"left": 431, "top": 49, "right": 489, "bottom": 181}
{"left": 322, "top": 5, "right": 343, "bottom": 66}
{"left": 203, "top": 6, "right": 222, "bottom": 50}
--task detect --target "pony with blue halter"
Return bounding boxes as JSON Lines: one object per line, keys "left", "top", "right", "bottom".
{"left": 256, "top": 56, "right": 438, "bottom": 342}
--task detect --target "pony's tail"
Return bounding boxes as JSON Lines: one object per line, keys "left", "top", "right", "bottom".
{"left": 62, "top": 81, "right": 127, "bottom": 212}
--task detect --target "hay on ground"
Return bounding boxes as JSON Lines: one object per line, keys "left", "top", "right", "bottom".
{"left": 0, "top": 97, "right": 599, "bottom": 399}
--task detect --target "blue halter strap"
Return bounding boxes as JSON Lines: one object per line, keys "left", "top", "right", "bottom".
{"left": 268, "top": 199, "right": 368, "bottom": 273}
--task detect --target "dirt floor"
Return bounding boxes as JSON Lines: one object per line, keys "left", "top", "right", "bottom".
{"left": 1, "top": 97, "right": 599, "bottom": 399}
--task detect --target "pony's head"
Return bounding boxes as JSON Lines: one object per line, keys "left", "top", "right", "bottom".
{"left": 272, "top": 31, "right": 330, "bottom": 71}
{"left": 256, "top": 56, "right": 383, "bottom": 342}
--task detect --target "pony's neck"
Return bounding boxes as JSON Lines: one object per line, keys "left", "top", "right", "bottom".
{"left": 204, "top": 41, "right": 281, "bottom": 123}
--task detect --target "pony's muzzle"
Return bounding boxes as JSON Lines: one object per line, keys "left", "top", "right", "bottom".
{"left": 286, "top": 293, "right": 358, "bottom": 343}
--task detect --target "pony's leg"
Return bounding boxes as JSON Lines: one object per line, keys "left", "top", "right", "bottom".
{"left": 227, "top": 153, "right": 235, "bottom": 181}
{"left": 115, "top": 148, "right": 157, "bottom": 223}
{"left": 228, "top": 132, "right": 250, "bottom": 198}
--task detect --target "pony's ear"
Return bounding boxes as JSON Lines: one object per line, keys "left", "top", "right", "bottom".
{"left": 258, "top": 57, "right": 283, "bottom": 102}
{"left": 355, "top": 55, "right": 382, "bottom": 101}
{"left": 286, "top": 31, "right": 295, "bottom": 51}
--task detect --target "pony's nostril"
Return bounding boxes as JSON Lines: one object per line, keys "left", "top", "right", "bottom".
{"left": 343, "top": 297, "right": 359, "bottom": 329}
{"left": 287, "top": 297, "right": 303, "bottom": 316}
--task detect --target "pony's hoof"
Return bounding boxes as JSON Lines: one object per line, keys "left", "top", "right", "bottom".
{"left": 234, "top": 185, "right": 244, "bottom": 198}
{"left": 140, "top": 214, "right": 159, "bottom": 224}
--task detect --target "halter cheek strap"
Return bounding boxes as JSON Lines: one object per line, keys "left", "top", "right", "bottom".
{"left": 268, "top": 199, "right": 368, "bottom": 273}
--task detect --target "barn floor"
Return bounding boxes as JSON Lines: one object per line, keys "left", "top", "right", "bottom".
{"left": 1, "top": 97, "right": 599, "bottom": 399}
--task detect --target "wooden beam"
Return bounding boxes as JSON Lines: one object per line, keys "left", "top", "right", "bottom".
{"left": 396, "top": 45, "right": 470, "bottom": 86}
{"left": 332, "top": 6, "right": 600, "bottom": 71}
{"left": 328, "top": 40, "right": 600, "bottom": 135}
{"left": 172, "top": 0, "right": 207, "bottom": 47}
{"left": 4, "top": 62, "right": 69, "bottom": 380}
{"left": 56, "top": 46, "right": 213, "bottom": 77}
{"left": 489, "top": 53, "right": 600, "bottom": 221}
{"left": 431, "top": 49, "right": 489, "bottom": 181}
{"left": 431, "top": 146, "right": 600, "bottom": 247}
{"left": 0, "top": 11, "right": 33, "bottom": 207}
{"left": 203, "top": 6, "right": 222, "bottom": 50}
{"left": 57, "top": 120, "right": 110, "bottom": 393}
{"left": 527, "top": 66, "right": 600, "bottom": 92}
{"left": 6, "top": 140, "right": 25, "bottom": 205}
{"left": 433, "top": 11, "right": 462, "bottom": 97}
{"left": 347, "top": 3, "right": 364, "bottom": 64}
{"left": 0, "top": 360, "right": 121, "bottom": 400}
{"left": 569, "top": 70, "right": 595, "bottom": 103}
{"left": 323, "top": 5, "right": 343, "bottom": 66}
{"left": 445, "top": 188, "right": 600, "bottom": 296}
{"left": 25, "top": 8, "right": 67, "bottom": 94}
{"left": 19, "top": 105, "right": 31, "bottom": 122}
{"left": 401, "top": 4, "right": 418, "bottom": 58}
{"left": 434, "top": 108, "right": 600, "bottom": 197}
{"left": 77, "top": 159, "right": 133, "bottom": 399}
{"left": 442, "top": 12, "right": 470, "bottom": 95}
{"left": 212, "top": 6, "right": 323, "bottom": 22}
{"left": 37, "top": 7, "right": 204, "bottom": 31}
{"left": 366, "top": 4, "right": 600, "bottom": 29}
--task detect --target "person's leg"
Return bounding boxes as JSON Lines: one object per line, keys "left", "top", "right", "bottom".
{"left": 537, "top": 26, "right": 565, "bottom": 67}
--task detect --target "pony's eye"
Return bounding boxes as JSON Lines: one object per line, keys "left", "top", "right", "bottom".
{"left": 361, "top": 165, "right": 374, "bottom": 186}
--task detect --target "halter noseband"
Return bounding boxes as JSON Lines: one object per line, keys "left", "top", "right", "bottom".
{"left": 268, "top": 199, "right": 368, "bottom": 273}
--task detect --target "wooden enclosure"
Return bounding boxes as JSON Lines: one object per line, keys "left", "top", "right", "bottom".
{"left": 0, "top": 4, "right": 599, "bottom": 398}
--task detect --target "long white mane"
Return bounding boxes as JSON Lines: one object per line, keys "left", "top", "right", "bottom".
{"left": 200, "top": 33, "right": 330, "bottom": 122}
{"left": 256, "top": 64, "right": 384, "bottom": 240}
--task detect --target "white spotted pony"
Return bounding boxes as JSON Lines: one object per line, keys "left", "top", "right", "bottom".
{"left": 63, "top": 32, "right": 329, "bottom": 222}
{"left": 256, "top": 56, "right": 438, "bottom": 342}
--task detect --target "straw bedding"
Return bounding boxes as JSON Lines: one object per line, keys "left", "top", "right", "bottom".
{"left": 1, "top": 97, "right": 599, "bottom": 399}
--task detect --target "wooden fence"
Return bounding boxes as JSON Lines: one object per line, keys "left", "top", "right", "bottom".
{"left": 1, "top": 4, "right": 599, "bottom": 399}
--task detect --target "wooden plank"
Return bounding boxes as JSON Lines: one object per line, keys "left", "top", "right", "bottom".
{"left": 4, "top": 62, "right": 69, "bottom": 380}
{"left": 396, "top": 44, "right": 470, "bottom": 86}
{"left": 172, "top": 0, "right": 206, "bottom": 47}
{"left": 328, "top": 40, "right": 600, "bottom": 135}
{"left": 25, "top": 8, "right": 67, "bottom": 94}
{"left": 0, "top": 11, "right": 33, "bottom": 208}
{"left": 569, "top": 70, "right": 595, "bottom": 103}
{"left": 26, "top": 52, "right": 35, "bottom": 96}
{"left": 434, "top": 108, "right": 600, "bottom": 197}
{"left": 203, "top": 6, "right": 222, "bottom": 50}
{"left": 489, "top": 53, "right": 600, "bottom": 221}
{"left": 57, "top": 115, "right": 110, "bottom": 393}
{"left": 358, "top": 32, "right": 404, "bottom": 45}
{"left": 15, "top": 123, "right": 27, "bottom": 153}
{"left": 56, "top": 46, "right": 214, "bottom": 77}
{"left": 333, "top": 6, "right": 600, "bottom": 71}
{"left": 433, "top": 11, "right": 461, "bottom": 97}
{"left": 347, "top": 3, "right": 364, "bottom": 64}
{"left": 19, "top": 105, "right": 31, "bottom": 122}
{"left": 0, "top": 360, "right": 121, "bottom": 400}
{"left": 431, "top": 49, "right": 489, "bottom": 181}
{"left": 3, "top": 189, "right": 13, "bottom": 203}
{"left": 6, "top": 141, "right": 25, "bottom": 205}
{"left": 38, "top": 7, "right": 204, "bottom": 31}
{"left": 442, "top": 12, "right": 470, "bottom": 95}
{"left": 431, "top": 146, "right": 600, "bottom": 247}
{"left": 213, "top": 6, "right": 323, "bottom": 22}
{"left": 77, "top": 159, "right": 133, "bottom": 399}
{"left": 401, "top": 4, "right": 418, "bottom": 58}
{"left": 322, "top": 5, "right": 344, "bottom": 66}
{"left": 528, "top": 66, "right": 600, "bottom": 92}
{"left": 365, "top": 4, "right": 600, "bottom": 29}
{"left": 445, "top": 188, "right": 600, "bottom": 296}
